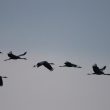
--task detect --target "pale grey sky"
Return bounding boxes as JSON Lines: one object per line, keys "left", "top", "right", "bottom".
{"left": 0, "top": 0, "right": 110, "bottom": 110}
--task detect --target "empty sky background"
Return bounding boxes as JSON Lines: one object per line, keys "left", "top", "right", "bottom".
{"left": 0, "top": 0, "right": 110, "bottom": 110}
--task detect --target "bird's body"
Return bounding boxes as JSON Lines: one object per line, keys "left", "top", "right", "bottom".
{"left": 34, "top": 61, "right": 54, "bottom": 71}
{"left": 4, "top": 51, "right": 27, "bottom": 61}
{"left": 0, "top": 76, "right": 7, "bottom": 86}
{"left": 88, "top": 64, "right": 110, "bottom": 75}
{"left": 59, "top": 61, "right": 82, "bottom": 68}
{"left": 92, "top": 64, "right": 105, "bottom": 75}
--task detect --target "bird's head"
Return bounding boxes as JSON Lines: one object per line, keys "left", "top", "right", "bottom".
{"left": 8, "top": 51, "right": 12, "bottom": 55}
{"left": 93, "top": 64, "right": 97, "bottom": 67}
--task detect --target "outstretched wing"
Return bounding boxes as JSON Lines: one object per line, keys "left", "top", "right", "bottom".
{"left": 0, "top": 76, "right": 3, "bottom": 86}
{"left": 18, "top": 51, "right": 27, "bottom": 57}
{"left": 100, "top": 66, "right": 106, "bottom": 71}
{"left": 65, "top": 61, "right": 81, "bottom": 68}
{"left": 44, "top": 62, "right": 54, "bottom": 71}
{"left": 8, "top": 52, "right": 17, "bottom": 58}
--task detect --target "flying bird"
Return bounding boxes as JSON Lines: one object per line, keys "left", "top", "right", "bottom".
{"left": 4, "top": 51, "right": 27, "bottom": 61}
{"left": 33, "top": 61, "right": 54, "bottom": 71}
{"left": 0, "top": 76, "right": 8, "bottom": 86}
{"left": 88, "top": 64, "right": 110, "bottom": 75}
{"left": 59, "top": 61, "right": 82, "bottom": 68}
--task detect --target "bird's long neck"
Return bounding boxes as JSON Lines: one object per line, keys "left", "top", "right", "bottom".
{"left": 59, "top": 65, "right": 66, "bottom": 67}
{"left": 2, "top": 76, "right": 8, "bottom": 78}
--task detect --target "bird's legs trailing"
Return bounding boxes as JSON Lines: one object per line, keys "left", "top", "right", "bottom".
{"left": 4, "top": 58, "right": 11, "bottom": 61}
{"left": 59, "top": 65, "right": 65, "bottom": 67}
{"left": 18, "top": 57, "right": 27, "bottom": 60}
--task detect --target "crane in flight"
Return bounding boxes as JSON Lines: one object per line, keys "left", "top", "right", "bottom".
{"left": 59, "top": 61, "right": 82, "bottom": 68}
{"left": 4, "top": 51, "right": 27, "bottom": 61}
{"left": 33, "top": 61, "right": 54, "bottom": 71}
{"left": 0, "top": 76, "right": 8, "bottom": 86}
{"left": 88, "top": 64, "right": 110, "bottom": 75}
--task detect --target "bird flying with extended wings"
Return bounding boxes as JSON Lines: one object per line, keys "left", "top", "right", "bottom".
{"left": 4, "top": 51, "right": 27, "bottom": 61}
{"left": 33, "top": 61, "right": 54, "bottom": 71}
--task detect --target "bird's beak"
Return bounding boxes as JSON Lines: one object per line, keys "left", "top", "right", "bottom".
{"left": 33, "top": 65, "right": 36, "bottom": 67}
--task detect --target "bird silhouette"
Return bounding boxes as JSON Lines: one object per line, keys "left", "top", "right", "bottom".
{"left": 88, "top": 64, "right": 110, "bottom": 75}
{"left": 0, "top": 76, "right": 8, "bottom": 86}
{"left": 59, "top": 61, "right": 82, "bottom": 68}
{"left": 33, "top": 61, "right": 54, "bottom": 71}
{"left": 4, "top": 51, "right": 27, "bottom": 61}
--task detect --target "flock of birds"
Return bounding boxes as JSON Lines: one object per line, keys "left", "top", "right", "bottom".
{"left": 0, "top": 51, "right": 109, "bottom": 87}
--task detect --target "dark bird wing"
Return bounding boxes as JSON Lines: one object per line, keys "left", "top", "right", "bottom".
{"left": 65, "top": 61, "right": 71, "bottom": 65}
{"left": 65, "top": 61, "right": 73, "bottom": 66}
{"left": 0, "top": 76, "right": 3, "bottom": 86}
{"left": 43, "top": 62, "right": 54, "bottom": 71}
{"left": 8, "top": 52, "right": 17, "bottom": 58}
{"left": 18, "top": 51, "right": 27, "bottom": 57}
{"left": 100, "top": 66, "right": 106, "bottom": 71}
{"left": 92, "top": 64, "right": 105, "bottom": 75}
{"left": 65, "top": 61, "right": 81, "bottom": 68}
{"left": 93, "top": 65, "right": 100, "bottom": 73}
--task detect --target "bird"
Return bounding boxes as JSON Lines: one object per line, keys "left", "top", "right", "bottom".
{"left": 92, "top": 64, "right": 107, "bottom": 75}
{"left": 0, "top": 76, "right": 8, "bottom": 86}
{"left": 88, "top": 64, "right": 110, "bottom": 75}
{"left": 59, "top": 61, "right": 82, "bottom": 68}
{"left": 33, "top": 61, "right": 54, "bottom": 71}
{"left": 4, "top": 51, "right": 27, "bottom": 61}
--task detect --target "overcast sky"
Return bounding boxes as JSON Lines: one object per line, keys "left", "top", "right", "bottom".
{"left": 0, "top": 0, "right": 110, "bottom": 110}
